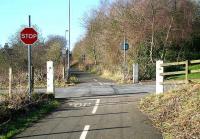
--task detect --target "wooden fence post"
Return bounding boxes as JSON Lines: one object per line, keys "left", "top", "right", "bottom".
{"left": 185, "top": 60, "right": 189, "bottom": 84}
{"left": 8, "top": 67, "right": 12, "bottom": 98}
{"left": 31, "top": 66, "right": 34, "bottom": 92}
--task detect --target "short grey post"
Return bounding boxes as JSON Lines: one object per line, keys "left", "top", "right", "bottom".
{"left": 47, "top": 61, "right": 55, "bottom": 94}
{"left": 156, "top": 60, "right": 164, "bottom": 94}
{"left": 132, "top": 63, "right": 139, "bottom": 83}
{"left": 8, "top": 67, "right": 12, "bottom": 98}
{"left": 185, "top": 60, "right": 189, "bottom": 84}
{"left": 123, "top": 36, "right": 126, "bottom": 81}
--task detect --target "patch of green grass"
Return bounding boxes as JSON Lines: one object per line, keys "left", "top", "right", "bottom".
{"left": 167, "top": 73, "right": 200, "bottom": 80}
{"left": 0, "top": 100, "right": 60, "bottom": 139}
{"left": 189, "top": 64, "right": 200, "bottom": 70}
{"left": 166, "top": 64, "right": 200, "bottom": 80}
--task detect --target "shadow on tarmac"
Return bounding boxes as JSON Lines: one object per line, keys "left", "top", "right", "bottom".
{"left": 58, "top": 92, "right": 149, "bottom": 100}
{"left": 14, "top": 126, "right": 131, "bottom": 138}
{"left": 44, "top": 112, "right": 128, "bottom": 120}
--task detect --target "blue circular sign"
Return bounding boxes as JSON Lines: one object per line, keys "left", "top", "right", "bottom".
{"left": 121, "top": 42, "right": 129, "bottom": 51}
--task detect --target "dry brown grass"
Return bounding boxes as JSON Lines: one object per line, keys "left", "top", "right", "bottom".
{"left": 101, "top": 70, "right": 124, "bottom": 83}
{"left": 140, "top": 84, "right": 200, "bottom": 139}
{"left": 0, "top": 91, "right": 53, "bottom": 125}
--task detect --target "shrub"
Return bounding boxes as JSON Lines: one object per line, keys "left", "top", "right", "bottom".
{"left": 140, "top": 84, "right": 200, "bottom": 139}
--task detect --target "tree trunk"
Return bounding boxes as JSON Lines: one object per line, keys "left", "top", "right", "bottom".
{"left": 93, "top": 46, "right": 97, "bottom": 65}
{"left": 150, "top": 18, "right": 154, "bottom": 64}
{"left": 161, "top": 17, "right": 173, "bottom": 61}
{"left": 150, "top": 2, "right": 155, "bottom": 64}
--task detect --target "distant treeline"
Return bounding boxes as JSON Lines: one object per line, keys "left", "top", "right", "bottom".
{"left": 0, "top": 27, "right": 67, "bottom": 84}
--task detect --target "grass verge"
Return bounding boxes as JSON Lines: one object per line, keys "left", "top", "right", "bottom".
{"left": 140, "top": 84, "right": 200, "bottom": 139}
{"left": 166, "top": 64, "right": 200, "bottom": 80}
{"left": 0, "top": 94, "right": 60, "bottom": 139}
{"left": 100, "top": 70, "right": 123, "bottom": 83}
{"left": 167, "top": 73, "right": 200, "bottom": 80}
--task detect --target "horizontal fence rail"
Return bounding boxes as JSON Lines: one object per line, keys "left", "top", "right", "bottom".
{"left": 160, "top": 60, "right": 200, "bottom": 84}
{"left": 190, "top": 60, "right": 200, "bottom": 64}
{"left": 160, "top": 71, "right": 186, "bottom": 76}
{"left": 161, "top": 61, "right": 186, "bottom": 67}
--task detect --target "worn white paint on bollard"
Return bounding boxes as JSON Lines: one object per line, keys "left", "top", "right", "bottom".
{"left": 47, "top": 61, "right": 55, "bottom": 94}
{"left": 133, "top": 63, "right": 139, "bottom": 84}
{"left": 156, "top": 60, "right": 164, "bottom": 94}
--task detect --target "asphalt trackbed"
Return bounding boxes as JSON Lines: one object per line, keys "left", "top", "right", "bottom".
{"left": 14, "top": 71, "right": 163, "bottom": 139}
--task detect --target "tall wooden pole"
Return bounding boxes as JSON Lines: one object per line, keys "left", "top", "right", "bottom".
{"left": 8, "top": 67, "right": 12, "bottom": 98}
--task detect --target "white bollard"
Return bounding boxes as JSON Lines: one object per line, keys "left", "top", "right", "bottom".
{"left": 156, "top": 60, "right": 164, "bottom": 94}
{"left": 133, "top": 63, "right": 139, "bottom": 83}
{"left": 47, "top": 61, "right": 55, "bottom": 94}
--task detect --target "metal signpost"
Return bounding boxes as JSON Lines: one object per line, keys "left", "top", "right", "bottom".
{"left": 20, "top": 15, "right": 38, "bottom": 97}
{"left": 62, "top": 48, "right": 66, "bottom": 80}
{"left": 63, "top": 30, "right": 68, "bottom": 80}
{"left": 121, "top": 36, "right": 129, "bottom": 80}
{"left": 67, "top": 0, "right": 71, "bottom": 82}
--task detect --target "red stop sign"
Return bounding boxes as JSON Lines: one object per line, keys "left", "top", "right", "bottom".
{"left": 20, "top": 28, "right": 38, "bottom": 45}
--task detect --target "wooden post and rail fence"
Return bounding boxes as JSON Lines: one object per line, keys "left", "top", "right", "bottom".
{"left": 156, "top": 59, "right": 200, "bottom": 94}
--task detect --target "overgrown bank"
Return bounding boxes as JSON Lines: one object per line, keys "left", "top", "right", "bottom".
{"left": 0, "top": 93, "right": 60, "bottom": 139}
{"left": 140, "top": 84, "right": 200, "bottom": 139}
{"left": 73, "top": 0, "right": 200, "bottom": 81}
